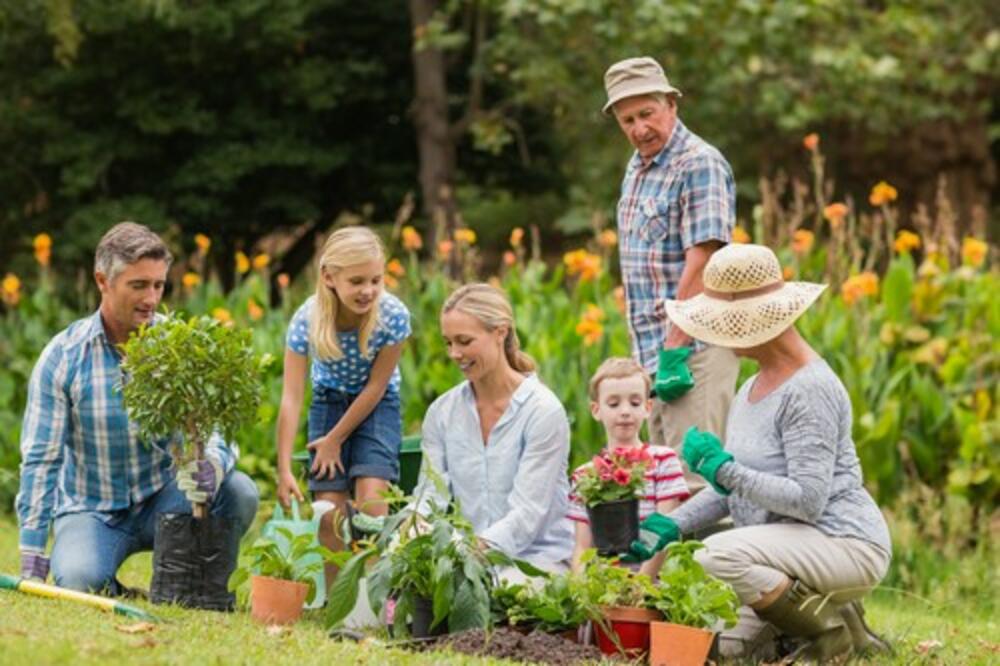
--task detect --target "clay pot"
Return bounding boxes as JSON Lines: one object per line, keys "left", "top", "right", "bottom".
{"left": 593, "top": 605, "right": 662, "bottom": 658}
{"left": 249, "top": 575, "right": 309, "bottom": 625}
{"left": 586, "top": 498, "right": 639, "bottom": 556}
{"left": 649, "top": 621, "right": 715, "bottom": 666}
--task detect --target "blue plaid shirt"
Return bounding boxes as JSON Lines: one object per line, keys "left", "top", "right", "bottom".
{"left": 617, "top": 120, "right": 735, "bottom": 372}
{"left": 16, "top": 311, "right": 236, "bottom": 552}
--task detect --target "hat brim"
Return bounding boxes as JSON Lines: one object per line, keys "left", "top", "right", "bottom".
{"left": 603, "top": 83, "right": 682, "bottom": 115}
{"left": 664, "top": 282, "right": 827, "bottom": 349}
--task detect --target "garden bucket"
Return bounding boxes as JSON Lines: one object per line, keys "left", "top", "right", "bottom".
{"left": 398, "top": 435, "right": 422, "bottom": 495}
{"left": 250, "top": 575, "right": 310, "bottom": 625}
{"left": 411, "top": 594, "right": 449, "bottom": 638}
{"left": 593, "top": 606, "right": 661, "bottom": 658}
{"left": 150, "top": 513, "right": 237, "bottom": 611}
{"left": 649, "top": 621, "right": 715, "bottom": 666}
{"left": 586, "top": 497, "right": 639, "bottom": 556}
{"left": 260, "top": 498, "right": 325, "bottom": 609}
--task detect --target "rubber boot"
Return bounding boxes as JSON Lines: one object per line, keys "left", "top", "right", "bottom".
{"left": 840, "top": 599, "right": 891, "bottom": 655}
{"left": 755, "top": 580, "right": 852, "bottom": 663}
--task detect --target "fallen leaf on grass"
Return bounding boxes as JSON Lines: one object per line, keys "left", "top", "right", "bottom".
{"left": 915, "top": 639, "right": 944, "bottom": 654}
{"left": 265, "top": 625, "right": 291, "bottom": 637}
{"left": 115, "top": 622, "right": 156, "bottom": 634}
{"left": 131, "top": 636, "right": 158, "bottom": 649}
{"left": 978, "top": 639, "right": 1000, "bottom": 654}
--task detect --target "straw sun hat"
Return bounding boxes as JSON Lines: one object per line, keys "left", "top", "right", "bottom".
{"left": 665, "top": 244, "right": 827, "bottom": 349}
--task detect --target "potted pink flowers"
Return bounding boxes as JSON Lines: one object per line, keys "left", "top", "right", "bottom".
{"left": 572, "top": 446, "right": 652, "bottom": 555}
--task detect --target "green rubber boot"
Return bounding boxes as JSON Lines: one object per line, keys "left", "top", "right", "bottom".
{"left": 755, "top": 580, "right": 852, "bottom": 663}
{"left": 840, "top": 599, "right": 891, "bottom": 655}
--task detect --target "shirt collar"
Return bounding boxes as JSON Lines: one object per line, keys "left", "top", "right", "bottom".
{"left": 626, "top": 119, "right": 690, "bottom": 173}
{"left": 460, "top": 372, "right": 539, "bottom": 407}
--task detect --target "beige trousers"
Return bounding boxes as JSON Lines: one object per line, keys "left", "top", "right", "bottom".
{"left": 695, "top": 523, "right": 891, "bottom": 658}
{"left": 648, "top": 345, "right": 740, "bottom": 492}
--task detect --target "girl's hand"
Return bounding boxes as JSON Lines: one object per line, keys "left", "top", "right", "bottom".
{"left": 276, "top": 469, "right": 305, "bottom": 509}
{"left": 308, "top": 434, "right": 346, "bottom": 479}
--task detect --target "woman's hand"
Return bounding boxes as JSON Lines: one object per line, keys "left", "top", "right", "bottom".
{"left": 276, "top": 469, "right": 305, "bottom": 509}
{"left": 308, "top": 434, "right": 346, "bottom": 479}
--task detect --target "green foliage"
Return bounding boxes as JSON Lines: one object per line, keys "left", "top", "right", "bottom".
{"left": 574, "top": 549, "right": 658, "bottom": 612}
{"left": 119, "top": 312, "right": 271, "bottom": 459}
{"left": 491, "top": 572, "right": 589, "bottom": 633}
{"left": 227, "top": 526, "right": 337, "bottom": 605}
{"left": 648, "top": 541, "right": 739, "bottom": 630}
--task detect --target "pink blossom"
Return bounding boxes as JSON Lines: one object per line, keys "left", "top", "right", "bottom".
{"left": 613, "top": 468, "right": 631, "bottom": 486}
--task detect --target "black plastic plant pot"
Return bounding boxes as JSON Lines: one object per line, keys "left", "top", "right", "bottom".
{"left": 411, "top": 595, "right": 449, "bottom": 638}
{"left": 150, "top": 513, "right": 237, "bottom": 611}
{"left": 587, "top": 497, "right": 640, "bottom": 556}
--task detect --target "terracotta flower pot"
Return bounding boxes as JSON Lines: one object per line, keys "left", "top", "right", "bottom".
{"left": 649, "top": 620, "right": 715, "bottom": 666}
{"left": 594, "top": 605, "right": 662, "bottom": 658}
{"left": 250, "top": 575, "right": 309, "bottom": 625}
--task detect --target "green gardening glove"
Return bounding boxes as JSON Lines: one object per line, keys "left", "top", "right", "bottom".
{"left": 622, "top": 513, "right": 681, "bottom": 562}
{"left": 654, "top": 347, "right": 695, "bottom": 402}
{"left": 682, "top": 426, "right": 734, "bottom": 496}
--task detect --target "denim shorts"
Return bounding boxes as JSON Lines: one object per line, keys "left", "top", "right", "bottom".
{"left": 307, "top": 387, "right": 401, "bottom": 493}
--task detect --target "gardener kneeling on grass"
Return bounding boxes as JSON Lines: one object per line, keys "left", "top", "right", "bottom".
{"left": 15, "top": 222, "right": 259, "bottom": 595}
{"left": 626, "top": 244, "right": 892, "bottom": 662}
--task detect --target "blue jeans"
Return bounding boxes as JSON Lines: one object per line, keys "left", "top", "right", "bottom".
{"left": 49, "top": 471, "right": 259, "bottom": 594}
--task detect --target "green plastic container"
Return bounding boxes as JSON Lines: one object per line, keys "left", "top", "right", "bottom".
{"left": 290, "top": 434, "right": 422, "bottom": 494}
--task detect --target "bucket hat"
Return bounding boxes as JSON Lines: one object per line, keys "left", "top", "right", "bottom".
{"left": 603, "top": 56, "right": 682, "bottom": 114}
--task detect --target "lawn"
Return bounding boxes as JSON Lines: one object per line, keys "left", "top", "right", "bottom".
{"left": 0, "top": 515, "right": 996, "bottom": 665}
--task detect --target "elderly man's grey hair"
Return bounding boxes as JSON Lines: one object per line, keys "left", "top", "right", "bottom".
{"left": 94, "top": 222, "right": 173, "bottom": 282}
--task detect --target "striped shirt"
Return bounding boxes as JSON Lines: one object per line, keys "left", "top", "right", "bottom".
{"left": 16, "top": 311, "right": 237, "bottom": 551}
{"left": 617, "top": 119, "right": 735, "bottom": 372}
{"left": 567, "top": 445, "right": 690, "bottom": 523}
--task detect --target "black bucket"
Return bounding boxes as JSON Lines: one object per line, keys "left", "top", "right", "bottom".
{"left": 411, "top": 595, "right": 449, "bottom": 638}
{"left": 150, "top": 513, "right": 237, "bottom": 611}
{"left": 587, "top": 498, "right": 640, "bottom": 556}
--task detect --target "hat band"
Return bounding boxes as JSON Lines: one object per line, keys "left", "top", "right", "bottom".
{"left": 703, "top": 281, "right": 784, "bottom": 301}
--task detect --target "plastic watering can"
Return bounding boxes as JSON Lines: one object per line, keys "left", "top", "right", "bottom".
{"left": 260, "top": 498, "right": 326, "bottom": 609}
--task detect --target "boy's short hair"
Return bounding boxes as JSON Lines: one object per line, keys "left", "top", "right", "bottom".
{"left": 588, "top": 357, "right": 650, "bottom": 401}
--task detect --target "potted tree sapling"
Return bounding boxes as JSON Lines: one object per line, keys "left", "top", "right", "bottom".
{"left": 120, "top": 312, "right": 270, "bottom": 610}
{"left": 572, "top": 446, "right": 652, "bottom": 555}
{"left": 648, "top": 541, "right": 740, "bottom": 666}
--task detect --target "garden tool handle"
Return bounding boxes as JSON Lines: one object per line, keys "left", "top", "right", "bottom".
{"left": 290, "top": 497, "right": 301, "bottom": 521}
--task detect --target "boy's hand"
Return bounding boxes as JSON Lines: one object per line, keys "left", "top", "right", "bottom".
{"left": 654, "top": 347, "right": 695, "bottom": 402}
{"left": 622, "top": 513, "right": 680, "bottom": 562}
{"left": 682, "top": 426, "right": 734, "bottom": 495}
{"left": 308, "top": 434, "right": 345, "bottom": 479}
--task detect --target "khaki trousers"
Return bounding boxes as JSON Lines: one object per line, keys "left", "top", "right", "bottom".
{"left": 695, "top": 523, "right": 891, "bottom": 658}
{"left": 648, "top": 345, "right": 739, "bottom": 492}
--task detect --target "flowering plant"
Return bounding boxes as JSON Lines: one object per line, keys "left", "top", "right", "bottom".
{"left": 572, "top": 446, "right": 652, "bottom": 507}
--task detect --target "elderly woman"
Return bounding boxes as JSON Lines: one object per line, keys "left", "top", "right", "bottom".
{"left": 413, "top": 283, "right": 573, "bottom": 574}
{"left": 628, "top": 244, "right": 892, "bottom": 662}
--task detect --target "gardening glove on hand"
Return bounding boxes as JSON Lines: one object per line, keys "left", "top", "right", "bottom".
{"left": 654, "top": 347, "right": 695, "bottom": 402}
{"left": 20, "top": 548, "right": 49, "bottom": 581}
{"left": 350, "top": 511, "right": 386, "bottom": 535}
{"left": 682, "top": 426, "right": 734, "bottom": 496}
{"left": 176, "top": 457, "right": 224, "bottom": 505}
{"left": 623, "top": 513, "right": 680, "bottom": 562}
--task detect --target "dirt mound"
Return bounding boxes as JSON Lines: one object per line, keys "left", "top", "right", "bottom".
{"left": 425, "top": 627, "right": 604, "bottom": 665}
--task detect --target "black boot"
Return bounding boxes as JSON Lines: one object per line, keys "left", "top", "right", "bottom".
{"left": 755, "top": 580, "right": 852, "bottom": 663}
{"left": 840, "top": 599, "right": 891, "bottom": 655}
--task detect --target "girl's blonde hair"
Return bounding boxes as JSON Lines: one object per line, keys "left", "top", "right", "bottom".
{"left": 442, "top": 283, "right": 536, "bottom": 374}
{"left": 310, "top": 226, "right": 385, "bottom": 361}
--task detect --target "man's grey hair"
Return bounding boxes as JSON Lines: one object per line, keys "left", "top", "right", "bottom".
{"left": 94, "top": 222, "right": 173, "bottom": 282}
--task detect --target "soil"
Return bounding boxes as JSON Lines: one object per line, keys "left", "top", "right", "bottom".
{"left": 417, "top": 627, "right": 605, "bottom": 665}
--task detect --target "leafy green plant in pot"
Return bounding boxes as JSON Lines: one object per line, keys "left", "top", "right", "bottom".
{"left": 492, "top": 571, "right": 590, "bottom": 641}
{"left": 572, "top": 446, "right": 652, "bottom": 555}
{"left": 228, "top": 527, "right": 337, "bottom": 625}
{"left": 120, "top": 312, "right": 270, "bottom": 609}
{"left": 648, "top": 541, "right": 740, "bottom": 666}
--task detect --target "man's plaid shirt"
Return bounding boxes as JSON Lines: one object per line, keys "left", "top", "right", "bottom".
{"left": 617, "top": 120, "right": 736, "bottom": 372}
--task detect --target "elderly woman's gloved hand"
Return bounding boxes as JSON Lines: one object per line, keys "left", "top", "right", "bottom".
{"left": 622, "top": 513, "right": 681, "bottom": 562}
{"left": 683, "top": 427, "right": 734, "bottom": 495}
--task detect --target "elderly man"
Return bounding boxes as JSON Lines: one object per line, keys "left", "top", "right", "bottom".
{"left": 605, "top": 56, "right": 740, "bottom": 490}
{"left": 16, "top": 222, "right": 258, "bottom": 594}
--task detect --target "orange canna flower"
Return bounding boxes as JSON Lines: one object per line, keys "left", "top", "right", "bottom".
{"left": 840, "top": 272, "right": 879, "bottom": 305}
{"left": 182, "top": 272, "right": 201, "bottom": 289}
{"left": 277, "top": 273, "right": 290, "bottom": 289}
{"left": 235, "top": 251, "right": 250, "bottom": 274}
{"left": 803, "top": 133, "right": 819, "bottom": 152}
{"left": 453, "top": 228, "right": 477, "bottom": 245}
{"left": 247, "top": 298, "right": 264, "bottom": 321}
{"left": 575, "top": 318, "right": 603, "bottom": 346}
{"left": 401, "top": 226, "right": 422, "bottom": 252}
{"left": 252, "top": 253, "right": 270, "bottom": 270}
{"left": 33, "top": 233, "right": 52, "bottom": 251}
{"left": 598, "top": 230, "right": 617, "bottom": 248}
{"left": 437, "top": 240, "right": 454, "bottom": 259}
{"left": 384, "top": 274, "right": 399, "bottom": 289}
{"left": 212, "top": 307, "right": 233, "bottom": 325}
{"left": 613, "top": 286, "right": 626, "bottom": 314}
{"left": 582, "top": 303, "right": 605, "bottom": 322}
{"left": 34, "top": 247, "right": 51, "bottom": 267}
{"left": 961, "top": 237, "right": 988, "bottom": 267}
{"left": 510, "top": 227, "right": 524, "bottom": 248}
{"left": 194, "top": 233, "right": 211, "bottom": 255}
{"left": 503, "top": 251, "right": 516, "bottom": 267}
{"left": 2, "top": 272, "right": 21, "bottom": 306}
{"left": 823, "top": 203, "right": 848, "bottom": 228}
{"left": 869, "top": 181, "right": 898, "bottom": 207}
{"left": 386, "top": 258, "right": 405, "bottom": 277}
{"left": 782, "top": 266, "right": 795, "bottom": 281}
{"left": 563, "top": 249, "right": 602, "bottom": 282}
{"left": 791, "top": 229, "right": 815, "bottom": 255}
{"left": 893, "top": 230, "right": 921, "bottom": 254}
{"left": 732, "top": 226, "right": 751, "bottom": 244}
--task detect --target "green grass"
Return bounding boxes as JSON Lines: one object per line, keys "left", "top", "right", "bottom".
{"left": 0, "top": 515, "right": 996, "bottom": 665}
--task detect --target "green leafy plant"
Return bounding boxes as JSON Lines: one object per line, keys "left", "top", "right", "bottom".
{"left": 228, "top": 526, "right": 337, "bottom": 605}
{"left": 648, "top": 541, "right": 739, "bottom": 630}
{"left": 575, "top": 549, "right": 658, "bottom": 612}
{"left": 572, "top": 446, "right": 652, "bottom": 506}
{"left": 492, "top": 572, "right": 589, "bottom": 633}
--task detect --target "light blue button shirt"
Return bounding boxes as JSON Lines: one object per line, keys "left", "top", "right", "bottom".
{"left": 414, "top": 374, "right": 574, "bottom": 565}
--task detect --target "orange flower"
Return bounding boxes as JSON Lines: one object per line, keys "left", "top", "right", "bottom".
{"left": 840, "top": 272, "right": 879, "bottom": 305}
{"left": 194, "top": 233, "right": 211, "bottom": 255}
{"left": 235, "top": 251, "right": 250, "bottom": 274}
{"left": 182, "top": 272, "right": 201, "bottom": 289}
{"left": 598, "top": 230, "right": 617, "bottom": 248}
{"left": 2, "top": 273, "right": 21, "bottom": 306}
{"left": 453, "top": 228, "right": 477, "bottom": 245}
{"left": 732, "top": 226, "right": 751, "bottom": 244}
{"left": 386, "top": 258, "right": 405, "bottom": 277}
{"left": 823, "top": 203, "right": 848, "bottom": 228}
{"left": 791, "top": 229, "right": 815, "bottom": 255}
{"left": 869, "top": 181, "right": 898, "bottom": 207}
{"left": 613, "top": 286, "right": 626, "bottom": 314}
{"left": 212, "top": 307, "right": 233, "bottom": 325}
{"left": 252, "top": 253, "right": 270, "bottom": 270}
{"left": 961, "top": 237, "right": 987, "bottom": 267}
{"left": 384, "top": 274, "right": 399, "bottom": 289}
{"left": 893, "top": 230, "right": 921, "bottom": 254}
{"left": 277, "top": 273, "right": 290, "bottom": 289}
{"left": 510, "top": 227, "right": 524, "bottom": 248}
{"left": 33, "top": 233, "right": 52, "bottom": 266}
{"left": 503, "top": 251, "right": 516, "bottom": 267}
{"left": 401, "top": 226, "right": 422, "bottom": 252}
{"left": 803, "top": 133, "right": 819, "bottom": 152}
{"left": 247, "top": 298, "right": 264, "bottom": 321}
{"left": 582, "top": 303, "right": 605, "bottom": 322}
{"left": 782, "top": 266, "right": 795, "bottom": 281}
{"left": 563, "top": 249, "right": 602, "bottom": 281}
{"left": 575, "top": 318, "right": 603, "bottom": 346}
{"left": 437, "top": 240, "right": 454, "bottom": 259}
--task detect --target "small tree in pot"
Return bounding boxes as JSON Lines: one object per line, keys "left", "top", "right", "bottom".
{"left": 120, "top": 312, "right": 270, "bottom": 610}
{"left": 572, "top": 446, "right": 652, "bottom": 555}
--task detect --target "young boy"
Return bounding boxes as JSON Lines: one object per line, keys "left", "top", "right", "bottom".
{"left": 568, "top": 357, "right": 690, "bottom": 578}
